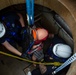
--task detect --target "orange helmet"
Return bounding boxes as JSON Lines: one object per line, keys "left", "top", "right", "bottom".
{"left": 32, "top": 28, "right": 48, "bottom": 44}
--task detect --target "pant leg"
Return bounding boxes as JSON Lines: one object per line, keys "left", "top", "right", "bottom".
{"left": 32, "top": 68, "right": 42, "bottom": 75}
{"left": 43, "top": 66, "right": 53, "bottom": 75}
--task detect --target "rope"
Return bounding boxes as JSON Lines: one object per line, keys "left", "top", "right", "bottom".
{"left": 0, "top": 51, "right": 62, "bottom": 66}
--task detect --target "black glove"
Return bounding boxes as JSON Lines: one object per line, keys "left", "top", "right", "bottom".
{"left": 21, "top": 53, "right": 27, "bottom": 58}
{"left": 21, "top": 52, "right": 31, "bottom": 59}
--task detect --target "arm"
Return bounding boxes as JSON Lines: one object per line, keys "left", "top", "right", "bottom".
{"left": 2, "top": 41, "right": 22, "bottom": 56}
{"left": 17, "top": 13, "right": 25, "bottom": 27}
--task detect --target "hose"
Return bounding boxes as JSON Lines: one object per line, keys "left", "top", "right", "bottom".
{"left": 0, "top": 51, "right": 62, "bottom": 66}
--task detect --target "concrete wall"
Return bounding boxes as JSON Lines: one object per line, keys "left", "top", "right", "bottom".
{"left": 0, "top": 0, "right": 76, "bottom": 75}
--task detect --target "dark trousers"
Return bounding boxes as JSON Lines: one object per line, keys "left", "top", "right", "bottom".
{"left": 32, "top": 66, "right": 53, "bottom": 75}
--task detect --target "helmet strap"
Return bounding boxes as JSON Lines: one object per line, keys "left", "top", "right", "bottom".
{"left": 32, "top": 29, "right": 37, "bottom": 41}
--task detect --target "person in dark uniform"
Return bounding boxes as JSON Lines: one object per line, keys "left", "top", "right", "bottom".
{"left": 0, "top": 11, "right": 25, "bottom": 56}
{"left": 0, "top": 11, "right": 48, "bottom": 59}
{"left": 31, "top": 34, "right": 72, "bottom": 75}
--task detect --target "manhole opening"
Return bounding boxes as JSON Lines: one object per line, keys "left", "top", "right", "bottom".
{"left": 0, "top": 3, "right": 74, "bottom": 75}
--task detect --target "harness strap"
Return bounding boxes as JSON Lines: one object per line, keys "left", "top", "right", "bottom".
{"left": 26, "top": 0, "right": 34, "bottom": 26}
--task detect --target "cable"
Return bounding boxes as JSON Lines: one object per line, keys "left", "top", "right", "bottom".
{"left": 0, "top": 51, "right": 62, "bottom": 66}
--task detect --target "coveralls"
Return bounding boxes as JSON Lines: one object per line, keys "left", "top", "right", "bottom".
{"left": 0, "top": 12, "right": 22, "bottom": 45}
{"left": 32, "top": 35, "right": 68, "bottom": 75}
{"left": 0, "top": 12, "right": 30, "bottom": 54}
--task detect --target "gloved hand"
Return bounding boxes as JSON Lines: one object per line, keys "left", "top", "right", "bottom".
{"left": 21, "top": 27, "right": 27, "bottom": 32}
{"left": 21, "top": 53, "right": 27, "bottom": 58}
{"left": 21, "top": 52, "right": 31, "bottom": 59}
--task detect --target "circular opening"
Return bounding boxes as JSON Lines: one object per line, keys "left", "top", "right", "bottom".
{"left": 0, "top": 3, "right": 74, "bottom": 75}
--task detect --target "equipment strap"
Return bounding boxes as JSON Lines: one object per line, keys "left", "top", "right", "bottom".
{"left": 28, "top": 43, "right": 42, "bottom": 54}
{"left": 26, "top": 0, "right": 34, "bottom": 26}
